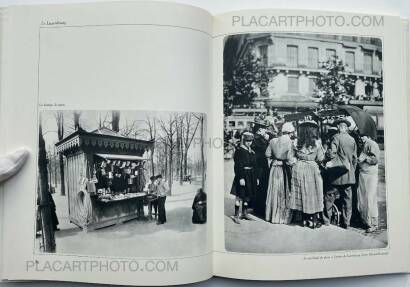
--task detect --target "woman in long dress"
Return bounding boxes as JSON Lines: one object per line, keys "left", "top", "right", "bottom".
{"left": 357, "top": 134, "right": 380, "bottom": 233}
{"left": 289, "top": 121, "right": 325, "bottom": 228}
{"left": 192, "top": 188, "right": 207, "bottom": 224}
{"left": 265, "top": 122, "right": 295, "bottom": 224}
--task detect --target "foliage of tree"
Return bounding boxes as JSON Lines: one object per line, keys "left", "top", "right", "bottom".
{"left": 313, "top": 56, "right": 355, "bottom": 108}
{"left": 224, "top": 51, "right": 269, "bottom": 116}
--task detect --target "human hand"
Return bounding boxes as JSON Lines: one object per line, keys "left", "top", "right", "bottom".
{"left": 239, "top": 179, "right": 245, "bottom": 186}
{"left": 0, "top": 148, "right": 30, "bottom": 183}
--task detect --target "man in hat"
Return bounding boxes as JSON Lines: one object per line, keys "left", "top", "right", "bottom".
{"left": 156, "top": 174, "right": 168, "bottom": 225}
{"left": 147, "top": 175, "right": 158, "bottom": 220}
{"left": 324, "top": 118, "right": 357, "bottom": 229}
{"left": 357, "top": 133, "right": 380, "bottom": 233}
{"left": 230, "top": 131, "right": 259, "bottom": 224}
{"left": 251, "top": 115, "right": 270, "bottom": 217}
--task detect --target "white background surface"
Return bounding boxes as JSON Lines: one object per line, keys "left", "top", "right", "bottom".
{"left": 0, "top": 0, "right": 409, "bottom": 286}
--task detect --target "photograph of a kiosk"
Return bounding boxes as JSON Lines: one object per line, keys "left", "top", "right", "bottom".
{"left": 55, "top": 127, "right": 154, "bottom": 232}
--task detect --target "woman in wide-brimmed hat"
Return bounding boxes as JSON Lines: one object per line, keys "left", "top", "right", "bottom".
{"left": 288, "top": 121, "right": 325, "bottom": 229}
{"left": 265, "top": 122, "right": 295, "bottom": 224}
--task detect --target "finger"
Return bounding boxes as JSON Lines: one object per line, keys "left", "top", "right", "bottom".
{"left": 0, "top": 147, "right": 30, "bottom": 183}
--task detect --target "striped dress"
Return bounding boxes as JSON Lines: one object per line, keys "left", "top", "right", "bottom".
{"left": 289, "top": 145, "right": 325, "bottom": 214}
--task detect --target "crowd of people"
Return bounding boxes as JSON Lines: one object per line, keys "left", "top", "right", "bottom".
{"left": 229, "top": 114, "right": 380, "bottom": 233}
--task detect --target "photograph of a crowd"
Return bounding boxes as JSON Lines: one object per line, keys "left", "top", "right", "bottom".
{"left": 223, "top": 33, "right": 387, "bottom": 253}
{"left": 36, "top": 110, "right": 207, "bottom": 258}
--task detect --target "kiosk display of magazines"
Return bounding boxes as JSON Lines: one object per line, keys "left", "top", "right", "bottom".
{"left": 55, "top": 127, "right": 154, "bottom": 231}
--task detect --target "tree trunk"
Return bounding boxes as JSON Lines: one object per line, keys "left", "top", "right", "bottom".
{"left": 47, "top": 160, "right": 52, "bottom": 191}
{"left": 112, "top": 110, "right": 120, "bottom": 132}
{"left": 59, "top": 154, "right": 66, "bottom": 196}
{"left": 150, "top": 145, "right": 155, "bottom": 176}
{"left": 38, "top": 123, "right": 56, "bottom": 253}
{"left": 183, "top": 152, "right": 188, "bottom": 177}
{"left": 73, "top": 112, "right": 81, "bottom": 130}
{"left": 200, "top": 116, "right": 205, "bottom": 190}
{"left": 179, "top": 149, "right": 183, "bottom": 184}
{"left": 57, "top": 112, "right": 66, "bottom": 196}
{"left": 168, "top": 147, "right": 173, "bottom": 195}
{"left": 164, "top": 144, "right": 168, "bottom": 180}
{"left": 54, "top": 154, "right": 58, "bottom": 187}
{"left": 176, "top": 125, "right": 183, "bottom": 185}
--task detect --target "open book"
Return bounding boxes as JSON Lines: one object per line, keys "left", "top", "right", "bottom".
{"left": 0, "top": 1, "right": 409, "bottom": 285}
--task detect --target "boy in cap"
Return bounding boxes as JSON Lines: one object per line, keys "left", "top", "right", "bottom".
{"left": 230, "top": 131, "right": 259, "bottom": 224}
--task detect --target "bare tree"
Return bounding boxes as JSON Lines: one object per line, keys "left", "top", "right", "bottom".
{"left": 176, "top": 115, "right": 183, "bottom": 184}
{"left": 54, "top": 111, "right": 66, "bottom": 196}
{"left": 181, "top": 113, "right": 200, "bottom": 178}
{"left": 144, "top": 116, "right": 157, "bottom": 176}
{"left": 98, "top": 112, "right": 112, "bottom": 129}
{"left": 193, "top": 113, "right": 206, "bottom": 190}
{"left": 158, "top": 114, "right": 177, "bottom": 194}
{"left": 38, "top": 118, "right": 56, "bottom": 252}
{"left": 119, "top": 119, "right": 142, "bottom": 139}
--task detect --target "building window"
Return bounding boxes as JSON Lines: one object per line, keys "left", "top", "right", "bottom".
{"left": 287, "top": 45, "right": 298, "bottom": 67}
{"left": 288, "top": 76, "right": 299, "bottom": 93}
{"left": 345, "top": 51, "right": 355, "bottom": 71}
{"left": 308, "top": 47, "right": 319, "bottom": 69}
{"left": 364, "top": 52, "right": 373, "bottom": 74}
{"left": 259, "top": 45, "right": 268, "bottom": 66}
{"left": 308, "top": 78, "right": 317, "bottom": 94}
{"left": 326, "top": 49, "right": 336, "bottom": 60}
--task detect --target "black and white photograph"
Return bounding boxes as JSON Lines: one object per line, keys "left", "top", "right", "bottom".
{"left": 223, "top": 33, "right": 387, "bottom": 253}
{"left": 36, "top": 110, "right": 207, "bottom": 257}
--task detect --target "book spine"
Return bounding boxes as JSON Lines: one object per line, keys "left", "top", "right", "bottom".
{"left": 0, "top": 6, "right": 8, "bottom": 281}
{"left": 404, "top": 18, "right": 410, "bottom": 272}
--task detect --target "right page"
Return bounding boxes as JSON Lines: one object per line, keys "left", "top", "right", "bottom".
{"left": 211, "top": 9, "right": 410, "bottom": 280}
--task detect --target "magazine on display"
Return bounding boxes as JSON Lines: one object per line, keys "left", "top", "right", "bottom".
{"left": 0, "top": 1, "right": 409, "bottom": 285}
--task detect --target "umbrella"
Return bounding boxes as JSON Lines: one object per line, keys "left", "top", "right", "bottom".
{"left": 338, "top": 105, "right": 377, "bottom": 140}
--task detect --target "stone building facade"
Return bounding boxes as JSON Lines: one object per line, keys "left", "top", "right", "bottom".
{"left": 224, "top": 33, "right": 384, "bottom": 142}
{"left": 237, "top": 33, "right": 383, "bottom": 106}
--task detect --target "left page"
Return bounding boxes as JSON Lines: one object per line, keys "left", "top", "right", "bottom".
{"left": 0, "top": 1, "right": 212, "bottom": 285}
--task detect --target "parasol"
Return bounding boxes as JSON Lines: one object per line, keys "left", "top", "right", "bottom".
{"left": 338, "top": 105, "right": 377, "bottom": 140}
